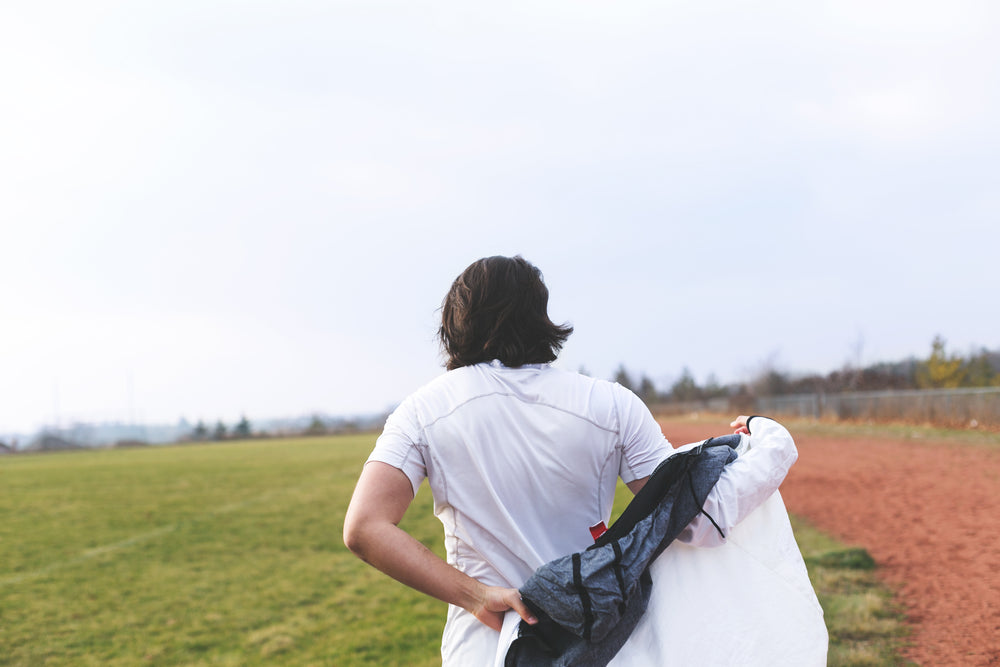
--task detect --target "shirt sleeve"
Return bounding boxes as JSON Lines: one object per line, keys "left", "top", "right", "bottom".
{"left": 677, "top": 416, "right": 798, "bottom": 546}
{"left": 614, "top": 384, "right": 673, "bottom": 484}
{"left": 366, "top": 396, "right": 427, "bottom": 497}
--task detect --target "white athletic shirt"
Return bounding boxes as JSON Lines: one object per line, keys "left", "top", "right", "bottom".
{"left": 366, "top": 361, "right": 671, "bottom": 663}
{"left": 366, "top": 362, "right": 815, "bottom": 665}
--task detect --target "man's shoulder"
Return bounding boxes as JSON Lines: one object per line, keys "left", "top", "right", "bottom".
{"left": 403, "top": 364, "right": 630, "bottom": 418}
{"left": 399, "top": 365, "right": 498, "bottom": 417}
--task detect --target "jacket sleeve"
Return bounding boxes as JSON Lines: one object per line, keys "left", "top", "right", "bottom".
{"left": 676, "top": 417, "right": 797, "bottom": 547}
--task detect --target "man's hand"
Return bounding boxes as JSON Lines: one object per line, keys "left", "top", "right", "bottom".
{"left": 730, "top": 415, "right": 751, "bottom": 435}
{"left": 469, "top": 584, "right": 538, "bottom": 632}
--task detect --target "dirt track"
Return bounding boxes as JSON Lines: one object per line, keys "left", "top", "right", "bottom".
{"left": 663, "top": 421, "right": 1000, "bottom": 666}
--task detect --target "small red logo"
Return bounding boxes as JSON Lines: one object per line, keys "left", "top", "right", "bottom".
{"left": 589, "top": 521, "right": 608, "bottom": 541}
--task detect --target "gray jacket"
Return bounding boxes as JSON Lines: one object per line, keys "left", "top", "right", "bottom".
{"left": 505, "top": 436, "right": 739, "bottom": 667}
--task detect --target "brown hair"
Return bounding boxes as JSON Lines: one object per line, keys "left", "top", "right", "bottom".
{"left": 439, "top": 256, "right": 573, "bottom": 371}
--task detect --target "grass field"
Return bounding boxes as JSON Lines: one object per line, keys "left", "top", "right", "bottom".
{"left": 1, "top": 434, "right": 906, "bottom": 665}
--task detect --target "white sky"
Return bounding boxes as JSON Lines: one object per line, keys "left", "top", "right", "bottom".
{"left": 2, "top": 1, "right": 998, "bottom": 435}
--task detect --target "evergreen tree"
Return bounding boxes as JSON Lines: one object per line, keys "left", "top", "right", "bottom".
{"left": 234, "top": 415, "right": 252, "bottom": 439}
{"left": 613, "top": 365, "right": 635, "bottom": 391}
{"left": 963, "top": 349, "right": 998, "bottom": 387}
{"left": 306, "top": 415, "right": 327, "bottom": 436}
{"left": 703, "top": 373, "right": 727, "bottom": 399}
{"left": 670, "top": 367, "right": 702, "bottom": 402}
{"left": 192, "top": 420, "right": 208, "bottom": 441}
{"left": 638, "top": 375, "right": 659, "bottom": 403}
{"left": 916, "top": 336, "right": 967, "bottom": 388}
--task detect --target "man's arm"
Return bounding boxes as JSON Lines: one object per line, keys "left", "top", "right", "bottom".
{"left": 342, "top": 461, "right": 538, "bottom": 631}
{"left": 626, "top": 477, "right": 649, "bottom": 494}
{"left": 677, "top": 415, "right": 798, "bottom": 547}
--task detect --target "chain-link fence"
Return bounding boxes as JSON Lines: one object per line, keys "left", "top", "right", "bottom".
{"left": 651, "top": 387, "right": 1000, "bottom": 429}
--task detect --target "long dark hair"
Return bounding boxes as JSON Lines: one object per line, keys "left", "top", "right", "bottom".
{"left": 439, "top": 256, "right": 573, "bottom": 371}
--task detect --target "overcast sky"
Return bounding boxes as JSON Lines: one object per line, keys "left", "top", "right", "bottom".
{"left": 1, "top": 1, "right": 997, "bottom": 435}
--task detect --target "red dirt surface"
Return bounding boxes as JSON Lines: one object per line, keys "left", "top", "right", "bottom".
{"left": 664, "top": 421, "right": 1000, "bottom": 666}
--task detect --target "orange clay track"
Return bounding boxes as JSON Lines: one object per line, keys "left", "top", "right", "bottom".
{"left": 660, "top": 420, "right": 1000, "bottom": 667}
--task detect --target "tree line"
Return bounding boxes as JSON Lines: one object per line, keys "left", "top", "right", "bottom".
{"left": 613, "top": 336, "right": 1000, "bottom": 404}
{"left": 188, "top": 415, "right": 253, "bottom": 441}
{"left": 184, "top": 414, "right": 371, "bottom": 442}
{"left": 181, "top": 336, "right": 998, "bottom": 442}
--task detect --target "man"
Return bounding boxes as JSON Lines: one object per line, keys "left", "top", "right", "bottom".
{"left": 343, "top": 256, "right": 825, "bottom": 665}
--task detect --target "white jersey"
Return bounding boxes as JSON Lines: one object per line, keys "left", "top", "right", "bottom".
{"left": 369, "top": 364, "right": 828, "bottom": 665}
{"left": 367, "top": 360, "right": 671, "bottom": 663}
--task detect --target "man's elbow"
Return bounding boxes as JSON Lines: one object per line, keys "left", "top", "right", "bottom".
{"left": 342, "top": 515, "right": 371, "bottom": 560}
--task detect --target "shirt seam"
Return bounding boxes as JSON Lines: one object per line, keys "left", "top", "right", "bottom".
{"left": 597, "top": 444, "right": 623, "bottom": 517}
{"left": 421, "top": 390, "right": 620, "bottom": 433}
{"left": 613, "top": 394, "right": 641, "bottom": 483}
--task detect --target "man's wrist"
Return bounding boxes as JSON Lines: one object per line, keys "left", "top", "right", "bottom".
{"left": 458, "top": 577, "right": 487, "bottom": 615}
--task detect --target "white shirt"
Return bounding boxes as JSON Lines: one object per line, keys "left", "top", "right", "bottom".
{"left": 367, "top": 361, "right": 671, "bottom": 663}
{"left": 367, "top": 362, "right": 811, "bottom": 665}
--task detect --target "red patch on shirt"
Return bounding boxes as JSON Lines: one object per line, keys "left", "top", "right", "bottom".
{"left": 589, "top": 521, "right": 608, "bottom": 541}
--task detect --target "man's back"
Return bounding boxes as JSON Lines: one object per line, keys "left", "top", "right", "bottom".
{"left": 368, "top": 360, "right": 672, "bottom": 665}
{"left": 370, "top": 360, "right": 671, "bottom": 586}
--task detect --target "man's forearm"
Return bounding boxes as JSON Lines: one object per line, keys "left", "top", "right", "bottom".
{"left": 343, "top": 461, "right": 538, "bottom": 631}
{"left": 346, "top": 518, "right": 484, "bottom": 613}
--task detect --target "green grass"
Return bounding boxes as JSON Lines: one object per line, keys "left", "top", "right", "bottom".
{"left": 1, "top": 434, "right": 908, "bottom": 665}
{"left": 0, "top": 436, "right": 443, "bottom": 666}
{"left": 790, "top": 516, "right": 912, "bottom": 666}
